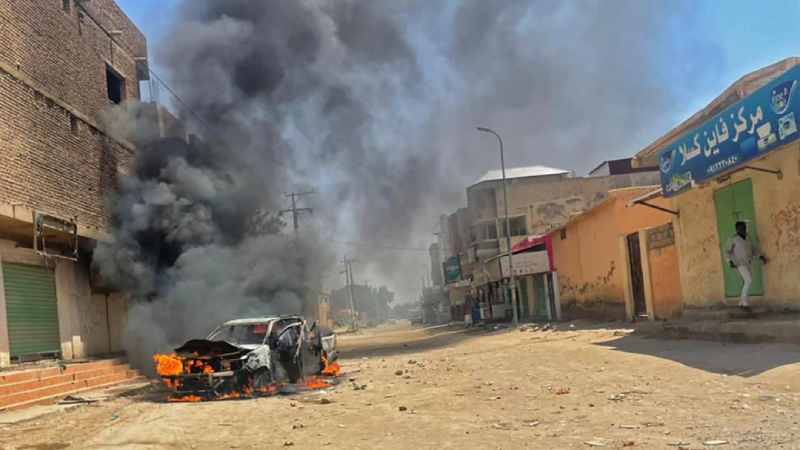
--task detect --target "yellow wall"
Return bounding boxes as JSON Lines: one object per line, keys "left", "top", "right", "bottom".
{"left": 674, "top": 142, "right": 800, "bottom": 307}
{"left": 648, "top": 244, "right": 682, "bottom": 318}
{"left": 551, "top": 188, "right": 676, "bottom": 315}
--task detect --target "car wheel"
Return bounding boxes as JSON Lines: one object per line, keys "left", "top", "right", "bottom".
{"left": 252, "top": 368, "right": 273, "bottom": 390}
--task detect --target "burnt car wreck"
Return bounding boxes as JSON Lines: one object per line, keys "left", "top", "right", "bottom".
{"left": 154, "top": 316, "right": 339, "bottom": 401}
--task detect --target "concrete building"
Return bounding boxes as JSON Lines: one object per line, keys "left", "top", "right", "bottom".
{"left": 457, "top": 165, "right": 660, "bottom": 321}
{"left": 0, "top": 0, "right": 148, "bottom": 365}
{"left": 633, "top": 57, "right": 800, "bottom": 312}
{"left": 589, "top": 158, "right": 658, "bottom": 177}
{"left": 548, "top": 188, "right": 681, "bottom": 321}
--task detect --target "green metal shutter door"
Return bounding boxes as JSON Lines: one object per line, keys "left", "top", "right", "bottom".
{"left": 3, "top": 263, "right": 61, "bottom": 358}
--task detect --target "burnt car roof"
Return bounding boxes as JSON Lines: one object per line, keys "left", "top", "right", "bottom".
{"left": 221, "top": 316, "right": 304, "bottom": 326}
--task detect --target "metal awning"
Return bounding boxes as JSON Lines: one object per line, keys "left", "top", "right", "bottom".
{"left": 627, "top": 188, "right": 679, "bottom": 216}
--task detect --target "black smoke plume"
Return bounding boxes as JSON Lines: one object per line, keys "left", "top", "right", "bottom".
{"left": 95, "top": 0, "right": 721, "bottom": 369}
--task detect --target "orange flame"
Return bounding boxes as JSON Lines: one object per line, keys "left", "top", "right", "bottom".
{"left": 321, "top": 354, "right": 341, "bottom": 377}
{"left": 154, "top": 354, "right": 183, "bottom": 377}
{"left": 169, "top": 395, "right": 203, "bottom": 403}
{"left": 305, "top": 376, "right": 333, "bottom": 390}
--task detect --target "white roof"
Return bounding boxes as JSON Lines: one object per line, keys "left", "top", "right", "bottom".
{"left": 473, "top": 165, "right": 569, "bottom": 186}
{"left": 223, "top": 316, "right": 300, "bottom": 326}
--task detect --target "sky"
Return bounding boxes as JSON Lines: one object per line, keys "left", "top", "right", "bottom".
{"left": 114, "top": 0, "right": 799, "bottom": 301}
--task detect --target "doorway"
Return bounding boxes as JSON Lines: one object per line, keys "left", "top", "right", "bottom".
{"left": 532, "top": 274, "right": 549, "bottom": 320}
{"left": 714, "top": 179, "right": 764, "bottom": 297}
{"left": 626, "top": 233, "right": 647, "bottom": 318}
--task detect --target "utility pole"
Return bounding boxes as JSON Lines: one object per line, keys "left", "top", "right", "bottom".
{"left": 341, "top": 256, "right": 358, "bottom": 331}
{"left": 280, "top": 190, "right": 315, "bottom": 238}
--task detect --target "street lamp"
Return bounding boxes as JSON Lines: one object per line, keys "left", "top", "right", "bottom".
{"left": 476, "top": 127, "right": 519, "bottom": 325}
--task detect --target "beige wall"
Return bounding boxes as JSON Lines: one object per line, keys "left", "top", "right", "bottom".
{"left": 674, "top": 142, "right": 800, "bottom": 308}
{"left": 0, "top": 239, "right": 126, "bottom": 366}
{"left": 648, "top": 242, "right": 682, "bottom": 319}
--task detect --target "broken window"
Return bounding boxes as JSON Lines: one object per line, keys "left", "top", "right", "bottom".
{"left": 69, "top": 114, "right": 78, "bottom": 136}
{"left": 560, "top": 229, "right": 567, "bottom": 240}
{"left": 498, "top": 216, "right": 527, "bottom": 237}
{"left": 106, "top": 65, "right": 126, "bottom": 104}
{"left": 62, "top": 0, "right": 71, "bottom": 13}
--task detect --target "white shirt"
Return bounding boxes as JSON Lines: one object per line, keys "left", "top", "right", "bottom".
{"left": 725, "top": 234, "right": 760, "bottom": 268}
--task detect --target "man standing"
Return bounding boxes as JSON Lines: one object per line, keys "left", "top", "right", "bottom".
{"left": 726, "top": 221, "right": 767, "bottom": 310}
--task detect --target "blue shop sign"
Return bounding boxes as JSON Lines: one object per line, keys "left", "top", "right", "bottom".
{"left": 443, "top": 256, "right": 461, "bottom": 284}
{"left": 659, "top": 65, "right": 800, "bottom": 197}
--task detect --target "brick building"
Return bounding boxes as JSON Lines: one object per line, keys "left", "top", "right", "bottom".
{"left": 0, "top": 0, "right": 148, "bottom": 365}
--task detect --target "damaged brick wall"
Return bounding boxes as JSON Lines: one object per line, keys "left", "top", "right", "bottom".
{"left": 0, "top": 0, "right": 146, "bottom": 118}
{"left": 0, "top": 0, "right": 144, "bottom": 235}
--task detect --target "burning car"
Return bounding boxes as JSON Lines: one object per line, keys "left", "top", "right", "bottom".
{"left": 154, "top": 316, "right": 339, "bottom": 401}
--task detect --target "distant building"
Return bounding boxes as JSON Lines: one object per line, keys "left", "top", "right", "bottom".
{"left": 429, "top": 242, "right": 444, "bottom": 287}
{"left": 589, "top": 158, "right": 657, "bottom": 177}
{"left": 0, "top": 1, "right": 148, "bottom": 365}
{"left": 444, "top": 163, "right": 661, "bottom": 323}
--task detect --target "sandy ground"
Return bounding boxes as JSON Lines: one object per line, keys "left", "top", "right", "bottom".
{"left": 3, "top": 321, "right": 800, "bottom": 450}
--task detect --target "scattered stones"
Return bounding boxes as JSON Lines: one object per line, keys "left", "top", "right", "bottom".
{"left": 525, "top": 421, "right": 540, "bottom": 427}
{"left": 408, "top": 359, "right": 417, "bottom": 364}
{"left": 642, "top": 422, "right": 664, "bottom": 428}
{"left": 622, "top": 441, "right": 635, "bottom": 447}
{"left": 319, "top": 398, "right": 332, "bottom": 405}
{"left": 555, "top": 387, "right": 570, "bottom": 395}
{"left": 667, "top": 442, "right": 690, "bottom": 447}
{"left": 394, "top": 370, "right": 404, "bottom": 376}
{"left": 283, "top": 441, "right": 294, "bottom": 447}
{"left": 398, "top": 406, "right": 408, "bottom": 412}
{"left": 292, "top": 424, "right": 304, "bottom": 430}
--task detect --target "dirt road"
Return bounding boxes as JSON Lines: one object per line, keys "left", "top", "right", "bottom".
{"left": 3, "top": 322, "right": 800, "bottom": 450}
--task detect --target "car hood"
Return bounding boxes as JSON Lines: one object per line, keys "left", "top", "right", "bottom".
{"left": 174, "top": 339, "right": 250, "bottom": 357}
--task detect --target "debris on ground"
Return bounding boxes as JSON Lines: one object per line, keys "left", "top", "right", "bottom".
{"left": 394, "top": 370, "right": 404, "bottom": 376}
{"left": 622, "top": 441, "right": 635, "bottom": 447}
{"left": 584, "top": 439, "right": 608, "bottom": 447}
{"left": 319, "top": 398, "right": 332, "bottom": 405}
{"left": 703, "top": 440, "right": 729, "bottom": 446}
{"left": 555, "top": 387, "right": 570, "bottom": 395}
{"left": 398, "top": 406, "right": 408, "bottom": 412}
{"left": 608, "top": 394, "right": 626, "bottom": 401}
{"left": 59, "top": 395, "right": 99, "bottom": 405}
{"left": 283, "top": 441, "right": 294, "bottom": 446}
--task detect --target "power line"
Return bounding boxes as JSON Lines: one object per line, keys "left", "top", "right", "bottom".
{"left": 341, "top": 256, "right": 359, "bottom": 331}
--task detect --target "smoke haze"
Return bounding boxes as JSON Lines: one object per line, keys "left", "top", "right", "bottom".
{"left": 97, "top": 0, "right": 722, "bottom": 367}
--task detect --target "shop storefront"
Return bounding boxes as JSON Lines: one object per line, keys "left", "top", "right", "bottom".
{"left": 501, "top": 235, "right": 560, "bottom": 321}
{"left": 653, "top": 61, "right": 800, "bottom": 309}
